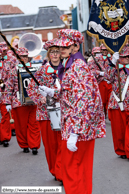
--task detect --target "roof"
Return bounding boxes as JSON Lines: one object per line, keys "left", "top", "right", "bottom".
{"left": 0, "top": 6, "right": 65, "bottom": 31}
{"left": 0, "top": 5, "right": 24, "bottom": 15}
{"left": 33, "top": 6, "right": 65, "bottom": 29}
{"left": 0, "top": 14, "right": 36, "bottom": 30}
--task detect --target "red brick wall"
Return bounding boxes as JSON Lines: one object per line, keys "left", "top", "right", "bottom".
{"left": 0, "top": 26, "right": 67, "bottom": 43}
{"left": 0, "top": 29, "right": 33, "bottom": 42}
{"left": 34, "top": 27, "right": 67, "bottom": 41}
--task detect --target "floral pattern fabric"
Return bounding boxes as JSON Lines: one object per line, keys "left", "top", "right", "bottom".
{"left": 57, "top": 29, "right": 84, "bottom": 44}
{"left": 104, "top": 62, "right": 129, "bottom": 110}
{"left": 3, "top": 66, "right": 22, "bottom": 108}
{"left": 54, "top": 58, "right": 106, "bottom": 141}
{"left": 0, "top": 57, "right": 17, "bottom": 105}
{"left": 27, "top": 62, "right": 61, "bottom": 121}
{"left": 119, "top": 44, "right": 129, "bottom": 56}
{"left": 55, "top": 29, "right": 84, "bottom": 47}
{"left": 88, "top": 55, "right": 111, "bottom": 84}
{"left": 3, "top": 61, "right": 33, "bottom": 108}
{"left": 43, "top": 38, "right": 58, "bottom": 51}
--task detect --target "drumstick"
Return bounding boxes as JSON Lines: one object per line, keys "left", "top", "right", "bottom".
{"left": 9, "top": 109, "right": 14, "bottom": 124}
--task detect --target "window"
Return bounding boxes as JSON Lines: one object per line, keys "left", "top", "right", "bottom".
{"left": 16, "top": 34, "right": 22, "bottom": 38}
{"left": 6, "top": 34, "right": 12, "bottom": 43}
{"left": 47, "top": 32, "right": 53, "bottom": 40}
{"left": 37, "top": 34, "right": 42, "bottom": 40}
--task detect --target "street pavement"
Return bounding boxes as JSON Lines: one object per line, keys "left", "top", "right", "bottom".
{"left": 0, "top": 119, "right": 129, "bottom": 194}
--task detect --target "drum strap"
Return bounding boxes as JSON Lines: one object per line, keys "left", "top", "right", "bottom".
{"left": 113, "top": 75, "right": 129, "bottom": 102}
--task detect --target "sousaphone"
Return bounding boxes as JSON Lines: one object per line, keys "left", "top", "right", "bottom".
{"left": 18, "top": 33, "right": 42, "bottom": 57}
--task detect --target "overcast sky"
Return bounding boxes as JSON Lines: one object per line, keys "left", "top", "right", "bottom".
{"left": 0, "top": 0, "right": 77, "bottom": 14}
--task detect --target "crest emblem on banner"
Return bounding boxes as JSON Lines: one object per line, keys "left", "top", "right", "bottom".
{"left": 87, "top": 0, "right": 129, "bottom": 53}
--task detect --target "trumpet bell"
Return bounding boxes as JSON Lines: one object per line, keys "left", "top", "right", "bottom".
{"left": 18, "top": 33, "right": 43, "bottom": 57}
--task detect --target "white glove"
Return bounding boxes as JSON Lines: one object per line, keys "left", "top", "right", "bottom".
{"left": 67, "top": 133, "right": 78, "bottom": 152}
{"left": 106, "top": 80, "right": 111, "bottom": 84}
{"left": 6, "top": 105, "right": 12, "bottom": 112}
{"left": 112, "top": 52, "right": 119, "bottom": 65}
{"left": 38, "top": 88, "right": 47, "bottom": 97}
{"left": 39, "top": 85, "right": 55, "bottom": 98}
{"left": 100, "top": 72, "right": 104, "bottom": 76}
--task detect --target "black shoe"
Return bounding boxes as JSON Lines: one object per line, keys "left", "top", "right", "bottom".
{"left": 3, "top": 141, "right": 9, "bottom": 147}
{"left": 60, "top": 181, "right": 63, "bottom": 186}
{"left": 55, "top": 178, "right": 62, "bottom": 183}
{"left": 32, "top": 148, "right": 38, "bottom": 155}
{"left": 54, "top": 177, "right": 57, "bottom": 181}
{"left": 12, "top": 129, "right": 16, "bottom": 136}
{"left": 120, "top": 155, "right": 127, "bottom": 159}
{"left": 23, "top": 148, "right": 29, "bottom": 153}
{"left": 0, "top": 141, "right": 3, "bottom": 145}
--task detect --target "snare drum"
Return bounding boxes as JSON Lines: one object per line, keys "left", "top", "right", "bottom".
{"left": 18, "top": 68, "right": 37, "bottom": 105}
{"left": 47, "top": 103, "right": 61, "bottom": 131}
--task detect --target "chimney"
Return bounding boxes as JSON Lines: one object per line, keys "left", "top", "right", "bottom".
{"left": 69, "top": 4, "right": 74, "bottom": 11}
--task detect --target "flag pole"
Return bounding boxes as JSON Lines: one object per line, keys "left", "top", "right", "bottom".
{"left": 116, "top": 60, "right": 122, "bottom": 102}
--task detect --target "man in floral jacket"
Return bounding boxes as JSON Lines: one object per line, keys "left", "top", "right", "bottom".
{"left": 4, "top": 47, "right": 41, "bottom": 154}
{"left": 0, "top": 42, "right": 12, "bottom": 147}
{"left": 88, "top": 46, "right": 112, "bottom": 117}
{"left": 105, "top": 44, "right": 129, "bottom": 160}
{"left": 39, "top": 29, "right": 106, "bottom": 194}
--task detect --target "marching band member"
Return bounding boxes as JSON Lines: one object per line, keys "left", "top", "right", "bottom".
{"left": 27, "top": 39, "right": 62, "bottom": 181}
{"left": 5, "top": 47, "right": 41, "bottom": 154}
{"left": 88, "top": 46, "right": 112, "bottom": 117}
{"left": 0, "top": 42, "right": 12, "bottom": 147}
{"left": 39, "top": 29, "right": 106, "bottom": 194}
{"left": 87, "top": 47, "right": 101, "bottom": 63}
{"left": 105, "top": 44, "right": 129, "bottom": 159}
{"left": 10, "top": 36, "right": 19, "bottom": 49}
{"left": 100, "top": 44, "right": 111, "bottom": 59}
{"left": 7, "top": 50, "right": 17, "bottom": 136}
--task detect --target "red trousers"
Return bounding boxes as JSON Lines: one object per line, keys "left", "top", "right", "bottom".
{"left": 10, "top": 109, "right": 15, "bottom": 130}
{"left": 61, "top": 140, "right": 95, "bottom": 194}
{"left": 13, "top": 106, "right": 41, "bottom": 149}
{"left": 0, "top": 103, "right": 11, "bottom": 142}
{"left": 99, "top": 80, "right": 112, "bottom": 116}
{"left": 39, "top": 120, "right": 62, "bottom": 180}
{"left": 109, "top": 109, "right": 129, "bottom": 158}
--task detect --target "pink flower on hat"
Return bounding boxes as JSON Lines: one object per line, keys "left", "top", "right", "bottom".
{"left": 43, "top": 38, "right": 59, "bottom": 51}
{"left": 55, "top": 37, "right": 74, "bottom": 47}
{"left": 120, "top": 44, "right": 129, "bottom": 57}
{"left": 17, "top": 47, "right": 29, "bottom": 56}
{"left": 56, "top": 29, "right": 84, "bottom": 47}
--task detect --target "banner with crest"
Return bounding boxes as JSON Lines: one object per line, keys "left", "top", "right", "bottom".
{"left": 87, "top": 0, "right": 129, "bottom": 53}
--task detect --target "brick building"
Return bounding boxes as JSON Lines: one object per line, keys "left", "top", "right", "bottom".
{"left": 0, "top": 6, "right": 66, "bottom": 43}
